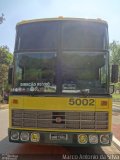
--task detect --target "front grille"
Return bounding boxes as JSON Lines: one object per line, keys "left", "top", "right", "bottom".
{"left": 11, "top": 109, "right": 109, "bottom": 130}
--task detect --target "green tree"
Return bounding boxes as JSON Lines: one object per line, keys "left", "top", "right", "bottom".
{"left": 109, "top": 41, "right": 120, "bottom": 92}
{"left": 109, "top": 41, "right": 120, "bottom": 65}
{"left": 0, "top": 46, "right": 13, "bottom": 95}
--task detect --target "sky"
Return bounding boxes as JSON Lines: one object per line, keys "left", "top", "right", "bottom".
{"left": 0, "top": 0, "right": 120, "bottom": 53}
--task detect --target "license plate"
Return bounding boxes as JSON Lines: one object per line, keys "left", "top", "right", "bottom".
{"left": 50, "top": 133, "right": 68, "bottom": 141}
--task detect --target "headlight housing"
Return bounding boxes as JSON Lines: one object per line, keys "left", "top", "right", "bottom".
{"left": 11, "top": 131, "right": 19, "bottom": 140}
{"left": 20, "top": 132, "right": 29, "bottom": 141}
{"left": 30, "top": 132, "right": 40, "bottom": 142}
{"left": 89, "top": 135, "right": 98, "bottom": 144}
{"left": 78, "top": 134, "right": 88, "bottom": 144}
{"left": 100, "top": 134, "right": 110, "bottom": 144}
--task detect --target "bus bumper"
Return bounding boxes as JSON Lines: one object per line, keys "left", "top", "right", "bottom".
{"left": 8, "top": 128, "right": 112, "bottom": 146}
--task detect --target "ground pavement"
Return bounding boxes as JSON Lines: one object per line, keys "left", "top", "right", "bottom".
{"left": 112, "top": 103, "right": 120, "bottom": 150}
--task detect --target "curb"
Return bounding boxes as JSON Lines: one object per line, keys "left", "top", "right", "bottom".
{"left": 112, "top": 136, "right": 120, "bottom": 151}
{"left": 0, "top": 104, "right": 8, "bottom": 110}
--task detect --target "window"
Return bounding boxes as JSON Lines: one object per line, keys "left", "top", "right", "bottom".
{"left": 15, "top": 52, "right": 56, "bottom": 93}
{"left": 62, "top": 21, "right": 108, "bottom": 51}
{"left": 15, "top": 21, "right": 58, "bottom": 51}
{"left": 61, "top": 52, "right": 108, "bottom": 94}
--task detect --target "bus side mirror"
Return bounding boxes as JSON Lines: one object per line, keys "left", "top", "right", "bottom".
{"left": 111, "top": 65, "right": 118, "bottom": 83}
{"left": 8, "top": 66, "right": 13, "bottom": 85}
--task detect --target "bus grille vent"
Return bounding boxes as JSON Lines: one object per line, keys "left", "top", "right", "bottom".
{"left": 11, "top": 110, "right": 109, "bottom": 130}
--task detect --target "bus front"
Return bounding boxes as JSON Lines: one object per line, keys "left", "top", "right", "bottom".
{"left": 8, "top": 18, "right": 112, "bottom": 146}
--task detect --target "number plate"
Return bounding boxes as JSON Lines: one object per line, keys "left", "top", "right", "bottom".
{"left": 68, "top": 98, "right": 95, "bottom": 106}
{"left": 50, "top": 133, "right": 68, "bottom": 141}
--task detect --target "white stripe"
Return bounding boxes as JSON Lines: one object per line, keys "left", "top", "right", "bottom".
{"left": 112, "top": 136, "right": 120, "bottom": 150}
{"left": 0, "top": 109, "right": 8, "bottom": 112}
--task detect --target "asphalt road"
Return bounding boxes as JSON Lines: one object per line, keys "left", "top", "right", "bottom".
{"left": 0, "top": 109, "right": 120, "bottom": 160}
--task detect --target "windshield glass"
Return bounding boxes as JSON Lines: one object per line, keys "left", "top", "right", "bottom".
{"left": 15, "top": 20, "right": 108, "bottom": 52}
{"left": 62, "top": 21, "right": 108, "bottom": 51}
{"left": 13, "top": 52, "right": 108, "bottom": 95}
{"left": 15, "top": 21, "right": 58, "bottom": 52}
{"left": 14, "top": 52, "right": 56, "bottom": 93}
{"left": 61, "top": 52, "right": 108, "bottom": 94}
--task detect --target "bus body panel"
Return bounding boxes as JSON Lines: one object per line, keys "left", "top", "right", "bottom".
{"left": 9, "top": 18, "right": 111, "bottom": 146}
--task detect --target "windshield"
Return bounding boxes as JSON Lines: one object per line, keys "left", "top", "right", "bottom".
{"left": 13, "top": 20, "right": 109, "bottom": 95}
{"left": 13, "top": 52, "right": 108, "bottom": 95}
{"left": 15, "top": 20, "right": 108, "bottom": 52}
{"left": 61, "top": 52, "right": 108, "bottom": 94}
{"left": 62, "top": 21, "right": 108, "bottom": 51}
{"left": 15, "top": 21, "right": 58, "bottom": 52}
{"left": 14, "top": 52, "right": 56, "bottom": 93}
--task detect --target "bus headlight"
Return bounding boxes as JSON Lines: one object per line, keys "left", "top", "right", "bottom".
{"left": 89, "top": 135, "right": 98, "bottom": 144}
{"left": 100, "top": 134, "right": 110, "bottom": 144}
{"left": 11, "top": 131, "right": 19, "bottom": 140}
{"left": 78, "top": 134, "right": 88, "bottom": 144}
{"left": 20, "top": 132, "right": 29, "bottom": 141}
{"left": 30, "top": 132, "right": 40, "bottom": 142}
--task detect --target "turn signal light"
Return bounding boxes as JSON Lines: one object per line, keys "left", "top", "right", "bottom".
{"left": 13, "top": 99, "right": 18, "bottom": 104}
{"left": 78, "top": 134, "right": 88, "bottom": 144}
{"left": 58, "top": 16, "right": 64, "bottom": 19}
{"left": 31, "top": 132, "right": 40, "bottom": 142}
{"left": 101, "top": 101, "right": 107, "bottom": 106}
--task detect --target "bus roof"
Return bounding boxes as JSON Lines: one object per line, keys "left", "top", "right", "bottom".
{"left": 17, "top": 17, "right": 108, "bottom": 26}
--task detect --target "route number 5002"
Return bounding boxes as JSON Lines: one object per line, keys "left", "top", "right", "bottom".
{"left": 68, "top": 98, "right": 95, "bottom": 106}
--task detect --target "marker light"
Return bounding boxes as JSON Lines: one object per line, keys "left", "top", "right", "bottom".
{"left": 58, "top": 16, "right": 64, "bottom": 19}
{"left": 11, "top": 131, "right": 19, "bottom": 140}
{"left": 31, "top": 132, "right": 40, "bottom": 142}
{"left": 13, "top": 99, "right": 18, "bottom": 104}
{"left": 101, "top": 101, "right": 107, "bottom": 106}
{"left": 78, "top": 134, "right": 88, "bottom": 144}
{"left": 20, "top": 132, "right": 29, "bottom": 141}
{"left": 89, "top": 135, "right": 98, "bottom": 144}
{"left": 100, "top": 134, "right": 110, "bottom": 144}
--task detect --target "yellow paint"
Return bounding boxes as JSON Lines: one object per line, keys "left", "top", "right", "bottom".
{"left": 9, "top": 96, "right": 112, "bottom": 132}
{"left": 9, "top": 96, "right": 110, "bottom": 110}
{"left": 9, "top": 127, "right": 111, "bottom": 133}
{"left": 31, "top": 132, "right": 40, "bottom": 142}
{"left": 17, "top": 17, "right": 107, "bottom": 26}
{"left": 9, "top": 96, "right": 23, "bottom": 108}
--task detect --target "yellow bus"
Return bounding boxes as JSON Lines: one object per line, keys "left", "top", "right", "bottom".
{"left": 8, "top": 17, "right": 117, "bottom": 146}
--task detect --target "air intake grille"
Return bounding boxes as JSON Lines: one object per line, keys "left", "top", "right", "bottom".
{"left": 11, "top": 110, "right": 108, "bottom": 130}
